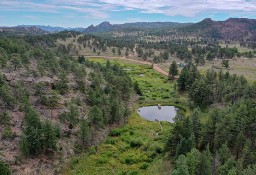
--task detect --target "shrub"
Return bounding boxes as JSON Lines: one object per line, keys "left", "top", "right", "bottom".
{"left": 149, "top": 143, "right": 164, "bottom": 154}
{"left": 96, "top": 157, "right": 109, "bottom": 165}
{"left": 105, "top": 138, "right": 117, "bottom": 145}
{"left": 110, "top": 129, "right": 122, "bottom": 137}
{"left": 88, "top": 146, "right": 97, "bottom": 155}
{"left": 0, "top": 160, "right": 10, "bottom": 175}
{"left": 128, "top": 171, "right": 139, "bottom": 175}
{"left": 130, "top": 138, "right": 143, "bottom": 148}
{"left": 139, "top": 96, "right": 145, "bottom": 101}
{"left": 2, "top": 127, "right": 13, "bottom": 139}
{"left": 140, "top": 162, "right": 149, "bottom": 169}
{"left": 124, "top": 154, "right": 139, "bottom": 165}
{"left": 129, "top": 130, "right": 135, "bottom": 135}
{"left": 70, "top": 158, "right": 79, "bottom": 169}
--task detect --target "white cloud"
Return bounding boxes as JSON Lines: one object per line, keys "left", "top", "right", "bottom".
{"left": 0, "top": 0, "right": 256, "bottom": 20}
{"left": 100, "top": 0, "right": 256, "bottom": 17}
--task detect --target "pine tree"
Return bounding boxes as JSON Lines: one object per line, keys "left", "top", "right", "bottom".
{"left": 80, "top": 119, "right": 90, "bottom": 146}
{"left": 20, "top": 107, "right": 58, "bottom": 156}
{"left": 186, "top": 148, "right": 201, "bottom": 175}
{"left": 89, "top": 106, "right": 104, "bottom": 128}
{"left": 197, "top": 150, "right": 212, "bottom": 175}
{"left": 169, "top": 61, "right": 178, "bottom": 80}
{"left": 41, "top": 120, "right": 57, "bottom": 152}
{"left": 172, "top": 155, "right": 189, "bottom": 175}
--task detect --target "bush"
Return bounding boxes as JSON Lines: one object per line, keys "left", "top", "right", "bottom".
{"left": 2, "top": 127, "right": 13, "bottom": 139}
{"left": 110, "top": 128, "right": 122, "bottom": 137}
{"left": 96, "top": 157, "right": 109, "bottom": 165}
{"left": 139, "top": 96, "right": 145, "bottom": 101}
{"left": 0, "top": 160, "right": 10, "bottom": 175}
{"left": 148, "top": 143, "right": 164, "bottom": 154}
{"left": 130, "top": 138, "right": 143, "bottom": 148}
{"left": 140, "top": 162, "right": 149, "bottom": 169}
{"left": 70, "top": 158, "right": 79, "bottom": 169}
{"left": 124, "top": 154, "right": 139, "bottom": 165}
{"left": 105, "top": 138, "right": 117, "bottom": 145}
{"left": 128, "top": 171, "right": 139, "bottom": 175}
{"left": 88, "top": 146, "right": 97, "bottom": 155}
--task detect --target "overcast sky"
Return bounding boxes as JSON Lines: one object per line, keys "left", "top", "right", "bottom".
{"left": 1, "top": 0, "right": 256, "bottom": 27}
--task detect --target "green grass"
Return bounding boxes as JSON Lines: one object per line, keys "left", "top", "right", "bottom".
{"left": 62, "top": 57, "right": 189, "bottom": 175}
{"left": 63, "top": 112, "right": 172, "bottom": 175}
{"left": 88, "top": 58, "right": 179, "bottom": 102}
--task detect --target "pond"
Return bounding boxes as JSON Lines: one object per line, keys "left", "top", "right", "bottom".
{"left": 137, "top": 106, "right": 177, "bottom": 123}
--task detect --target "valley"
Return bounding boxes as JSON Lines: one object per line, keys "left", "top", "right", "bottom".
{"left": 0, "top": 16, "right": 256, "bottom": 175}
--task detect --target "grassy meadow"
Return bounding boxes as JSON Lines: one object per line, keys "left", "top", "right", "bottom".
{"left": 62, "top": 58, "right": 189, "bottom": 175}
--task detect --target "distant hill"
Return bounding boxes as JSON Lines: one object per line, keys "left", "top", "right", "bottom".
{"left": 17, "top": 25, "right": 85, "bottom": 33}
{"left": 178, "top": 18, "right": 256, "bottom": 40}
{"left": 0, "top": 26, "right": 48, "bottom": 35}
{"left": 2, "top": 18, "right": 256, "bottom": 41}
{"left": 83, "top": 21, "right": 192, "bottom": 33}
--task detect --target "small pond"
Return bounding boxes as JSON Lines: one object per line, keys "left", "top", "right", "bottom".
{"left": 137, "top": 106, "right": 178, "bottom": 123}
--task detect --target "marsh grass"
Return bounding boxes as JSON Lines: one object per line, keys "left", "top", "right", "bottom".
{"left": 62, "top": 58, "right": 190, "bottom": 175}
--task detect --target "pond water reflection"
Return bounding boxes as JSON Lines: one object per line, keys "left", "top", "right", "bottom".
{"left": 137, "top": 106, "right": 177, "bottom": 123}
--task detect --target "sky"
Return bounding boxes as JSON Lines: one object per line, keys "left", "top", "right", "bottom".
{"left": 0, "top": 0, "right": 256, "bottom": 27}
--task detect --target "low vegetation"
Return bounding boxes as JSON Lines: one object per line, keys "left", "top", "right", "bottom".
{"left": 63, "top": 111, "right": 171, "bottom": 175}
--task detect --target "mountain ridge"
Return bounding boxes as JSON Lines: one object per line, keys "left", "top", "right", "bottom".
{"left": 178, "top": 17, "right": 256, "bottom": 40}
{"left": 1, "top": 18, "right": 256, "bottom": 41}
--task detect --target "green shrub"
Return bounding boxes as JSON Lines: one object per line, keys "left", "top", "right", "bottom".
{"left": 2, "top": 127, "right": 13, "bottom": 139}
{"left": 139, "top": 96, "right": 145, "bottom": 101}
{"left": 0, "top": 111, "right": 11, "bottom": 126}
{"left": 105, "top": 138, "right": 117, "bottom": 145}
{"left": 130, "top": 138, "right": 143, "bottom": 148}
{"left": 96, "top": 157, "right": 109, "bottom": 165}
{"left": 0, "top": 160, "right": 10, "bottom": 175}
{"left": 128, "top": 171, "right": 139, "bottom": 175}
{"left": 162, "top": 95, "right": 171, "bottom": 99}
{"left": 149, "top": 143, "right": 164, "bottom": 154}
{"left": 140, "top": 162, "right": 149, "bottom": 169}
{"left": 147, "top": 151, "right": 157, "bottom": 159}
{"left": 70, "top": 158, "right": 79, "bottom": 169}
{"left": 88, "top": 146, "right": 97, "bottom": 155}
{"left": 110, "top": 128, "right": 122, "bottom": 136}
{"left": 124, "top": 155, "right": 138, "bottom": 165}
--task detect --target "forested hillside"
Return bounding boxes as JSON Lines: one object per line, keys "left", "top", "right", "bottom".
{"left": 0, "top": 32, "right": 135, "bottom": 174}
{"left": 167, "top": 62, "right": 256, "bottom": 175}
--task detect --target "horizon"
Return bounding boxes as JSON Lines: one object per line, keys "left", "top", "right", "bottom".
{"left": 2, "top": 17, "right": 256, "bottom": 29}
{"left": 1, "top": 0, "right": 256, "bottom": 28}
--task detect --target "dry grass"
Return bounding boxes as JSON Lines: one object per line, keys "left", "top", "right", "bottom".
{"left": 219, "top": 43, "right": 254, "bottom": 52}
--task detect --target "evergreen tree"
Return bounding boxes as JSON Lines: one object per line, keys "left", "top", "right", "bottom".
{"left": 79, "top": 119, "right": 90, "bottom": 146}
{"left": 21, "top": 107, "right": 42, "bottom": 156}
{"left": 186, "top": 148, "right": 201, "bottom": 175}
{"left": 189, "top": 78, "right": 212, "bottom": 108}
{"left": 0, "top": 111, "right": 11, "bottom": 126}
{"left": 133, "top": 81, "right": 143, "bottom": 96}
{"left": 197, "top": 150, "right": 212, "bottom": 175}
{"left": 89, "top": 106, "right": 104, "bottom": 128}
{"left": 172, "top": 155, "right": 189, "bottom": 175}
{"left": 20, "top": 107, "right": 58, "bottom": 156}
{"left": 41, "top": 120, "right": 57, "bottom": 151}
{"left": 169, "top": 61, "right": 178, "bottom": 80}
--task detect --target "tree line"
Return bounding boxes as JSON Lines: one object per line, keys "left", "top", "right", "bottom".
{"left": 167, "top": 63, "right": 256, "bottom": 175}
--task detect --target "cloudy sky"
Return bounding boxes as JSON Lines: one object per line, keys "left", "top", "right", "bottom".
{"left": 1, "top": 0, "right": 256, "bottom": 27}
